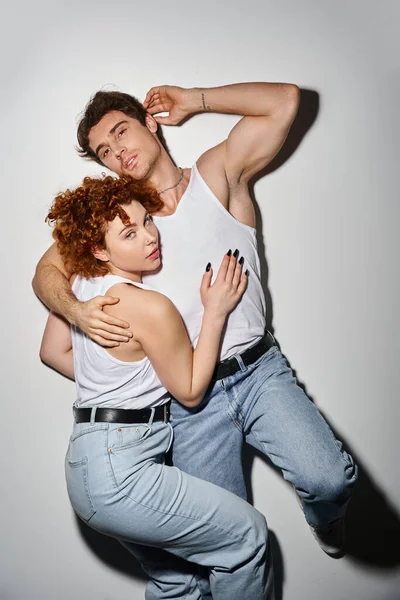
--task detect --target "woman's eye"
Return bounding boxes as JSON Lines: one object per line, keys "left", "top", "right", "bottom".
{"left": 145, "top": 216, "right": 153, "bottom": 225}
{"left": 126, "top": 231, "right": 135, "bottom": 239}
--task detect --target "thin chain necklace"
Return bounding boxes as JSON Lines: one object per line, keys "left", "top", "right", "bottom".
{"left": 158, "top": 167, "right": 183, "bottom": 194}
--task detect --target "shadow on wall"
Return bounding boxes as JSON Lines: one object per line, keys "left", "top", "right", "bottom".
{"left": 246, "top": 88, "right": 400, "bottom": 571}
{"left": 73, "top": 89, "right": 400, "bottom": 595}
{"left": 76, "top": 516, "right": 147, "bottom": 583}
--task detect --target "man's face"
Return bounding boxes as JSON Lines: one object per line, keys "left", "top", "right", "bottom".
{"left": 88, "top": 111, "right": 162, "bottom": 180}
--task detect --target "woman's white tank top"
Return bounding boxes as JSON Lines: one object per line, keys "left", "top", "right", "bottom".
{"left": 71, "top": 275, "right": 170, "bottom": 410}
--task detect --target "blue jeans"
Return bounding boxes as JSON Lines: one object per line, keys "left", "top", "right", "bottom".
{"left": 65, "top": 413, "right": 273, "bottom": 600}
{"left": 172, "top": 344, "right": 357, "bottom": 525}
{"left": 153, "top": 343, "right": 356, "bottom": 598}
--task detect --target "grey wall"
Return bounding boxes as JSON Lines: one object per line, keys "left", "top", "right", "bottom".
{"left": 2, "top": 1, "right": 399, "bottom": 598}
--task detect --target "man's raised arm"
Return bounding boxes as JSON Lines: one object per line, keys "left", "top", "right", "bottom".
{"left": 144, "top": 82, "right": 300, "bottom": 226}
{"left": 32, "top": 243, "right": 132, "bottom": 347}
{"left": 143, "top": 81, "right": 299, "bottom": 184}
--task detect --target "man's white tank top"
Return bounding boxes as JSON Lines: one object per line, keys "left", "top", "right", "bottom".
{"left": 71, "top": 275, "right": 170, "bottom": 409}
{"left": 143, "top": 163, "right": 266, "bottom": 360}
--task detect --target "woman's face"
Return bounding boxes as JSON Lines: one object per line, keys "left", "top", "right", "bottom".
{"left": 95, "top": 200, "right": 160, "bottom": 280}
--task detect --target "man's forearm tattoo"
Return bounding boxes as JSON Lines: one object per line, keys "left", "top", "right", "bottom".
{"left": 201, "top": 92, "right": 211, "bottom": 111}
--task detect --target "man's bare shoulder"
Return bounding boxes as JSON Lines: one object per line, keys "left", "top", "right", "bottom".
{"left": 197, "top": 144, "right": 255, "bottom": 226}
{"left": 196, "top": 144, "right": 229, "bottom": 208}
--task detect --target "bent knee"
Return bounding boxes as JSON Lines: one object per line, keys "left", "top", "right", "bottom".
{"left": 298, "top": 454, "right": 357, "bottom": 503}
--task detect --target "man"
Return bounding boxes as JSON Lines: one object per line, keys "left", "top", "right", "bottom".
{"left": 33, "top": 82, "right": 357, "bottom": 597}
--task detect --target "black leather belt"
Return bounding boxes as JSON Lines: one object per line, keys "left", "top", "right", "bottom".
{"left": 212, "top": 332, "right": 276, "bottom": 381}
{"left": 73, "top": 402, "right": 170, "bottom": 424}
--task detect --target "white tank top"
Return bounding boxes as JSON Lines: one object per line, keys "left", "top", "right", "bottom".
{"left": 143, "top": 163, "right": 266, "bottom": 360}
{"left": 71, "top": 275, "right": 170, "bottom": 410}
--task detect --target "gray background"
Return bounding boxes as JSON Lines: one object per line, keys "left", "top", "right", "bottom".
{"left": 1, "top": 1, "right": 399, "bottom": 598}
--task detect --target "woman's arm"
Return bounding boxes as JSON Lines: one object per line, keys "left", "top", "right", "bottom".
{"left": 40, "top": 312, "right": 75, "bottom": 380}
{"left": 106, "top": 253, "right": 247, "bottom": 407}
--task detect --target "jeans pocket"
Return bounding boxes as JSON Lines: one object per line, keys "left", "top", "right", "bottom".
{"left": 65, "top": 454, "right": 96, "bottom": 522}
{"left": 108, "top": 423, "right": 152, "bottom": 452}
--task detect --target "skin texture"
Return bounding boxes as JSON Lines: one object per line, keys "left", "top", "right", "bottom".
{"left": 40, "top": 200, "right": 247, "bottom": 406}
{"left": 33, "top": 82, "right": 299, "bottom": 345}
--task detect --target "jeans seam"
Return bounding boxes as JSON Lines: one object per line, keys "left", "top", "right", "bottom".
{"left": 107, "top": 462, "right": 259, "bottom": 550}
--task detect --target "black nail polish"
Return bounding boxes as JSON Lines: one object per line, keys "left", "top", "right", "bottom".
{"left": 245, "top": 269, "right": 250, "bottom": 277}
{"left": 239, "top": 256, "right": 244, "bottom": 266}
{"left": 205, "top": 262, "right": 211, "bottom": 272}
{"left": 227, "top": 249, "right": 232, "bottom": 256}
{"left": 233, "top": 249, "right": 239, "bottom": 259}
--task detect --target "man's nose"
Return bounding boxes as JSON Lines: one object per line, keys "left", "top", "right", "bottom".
{"left": 112, "top": 143, "right": 125, "bottom": 160}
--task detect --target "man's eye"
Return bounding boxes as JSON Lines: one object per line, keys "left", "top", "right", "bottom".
{"left": 103, "top": 148, "right": 109, "bottom": 159}
{"left": 118, "top": 128, "right": 126, "bottom": 137}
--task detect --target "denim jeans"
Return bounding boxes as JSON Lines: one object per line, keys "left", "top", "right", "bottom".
{"left": 172, "top": 344, "right": 357, "bottom": 525}
{"left": 65, "top": 412, "right": 274, "bottom": 600}
{"left": 157, "top": 343, "right": 357, "bottom": 598}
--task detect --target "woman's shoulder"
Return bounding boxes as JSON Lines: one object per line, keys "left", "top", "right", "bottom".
{"left": 105, "top": 282, "right": 175, "bottom": 321}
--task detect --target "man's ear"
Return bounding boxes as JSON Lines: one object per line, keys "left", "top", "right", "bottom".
{"left": 145, "top": 113, "right": 158, "bottom": 133}
{"left": 92, "top": 246, "right": 109, "bottom": 262}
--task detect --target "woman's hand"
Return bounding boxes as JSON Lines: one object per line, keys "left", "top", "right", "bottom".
{"left": 200, "top": 251, "right": 248, "bottom": 320}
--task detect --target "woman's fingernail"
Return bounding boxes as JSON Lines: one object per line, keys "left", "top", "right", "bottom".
{"left": 245, "top": 269, "right": 249, "bottom": 277}
{"left": 233, "top": 249, "right": 239, "bottom": 258}
{"left": 206, "top": 262, "right": 211, "bottom": 272}
{"left": 227, "top": 249, "right": 232, "bottom": 256}
{"left": 239, "top": 256, "right": 244, "bottom": 266}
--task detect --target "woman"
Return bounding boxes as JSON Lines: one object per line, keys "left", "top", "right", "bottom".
{"left": 40, "top": 175, "right": 271, "bottom": 600}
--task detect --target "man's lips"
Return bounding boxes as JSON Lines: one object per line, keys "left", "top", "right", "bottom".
{"left": 124, "top": 155, "right": 137, "bottom": 170}
{"left": 147, "top": 248, "right": 160, "bottom": 260}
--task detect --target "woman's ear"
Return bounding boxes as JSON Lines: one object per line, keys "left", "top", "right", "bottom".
{"left": 92, "top": 246, "right": 109, "bottom": 262}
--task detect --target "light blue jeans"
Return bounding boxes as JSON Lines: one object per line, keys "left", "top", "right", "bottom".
{"left": 137, "top": 342, "right": 358, "bottom": 598}
{"left": 65, "top": 411, "right": 274, "bottom": 600}
{"left": 171, "top": 344, "right": 358, "bottom": 526}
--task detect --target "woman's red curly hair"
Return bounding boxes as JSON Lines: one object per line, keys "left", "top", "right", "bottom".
{"left": 46, "top": 175, "right": 163, "bottom": 278}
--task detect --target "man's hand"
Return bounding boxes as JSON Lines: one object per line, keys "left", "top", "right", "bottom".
{"left": 75, "top": 296, "right": 133, "bottom": 347}
{"left": 143, "top": 86, "right": 195, "bottom": 125}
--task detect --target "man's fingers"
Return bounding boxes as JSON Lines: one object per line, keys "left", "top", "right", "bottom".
{"left": 89, "top": 327, "right": 131, "bottom": 343}
{"left": 96, "top": 295, "right": 120, "bottom": 307}
{"left": 146, "top": 104, "right": 164, "bottom": 116}
{"left": 91, "top": 334, "right": 121, "bottom": 348}
{"left": 143, "top": 87, "right": 160, "bottom": 108}
{"left": 154, "top": 115, "right": 175, "bottom": 125}
{"left": 90, "top": 321, "right": 132, "bottom": 338}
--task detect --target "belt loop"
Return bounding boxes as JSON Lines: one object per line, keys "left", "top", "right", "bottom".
{"left": 147, "top": 407, "right": 155, "bottom": 428}
{"left": 90, "top": 406, "right": 97, "bottom": 424}
{"left": 234, "top": 353, "right": 247, "bottom": 373}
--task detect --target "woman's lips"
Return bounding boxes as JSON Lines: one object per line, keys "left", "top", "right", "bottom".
{"left": 147, "top": 248, "right": 160, "bottom": 260}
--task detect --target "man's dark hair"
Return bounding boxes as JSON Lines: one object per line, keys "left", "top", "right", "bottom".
{"left": 76, "top": 90, "right": 168, "bottom": 165}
